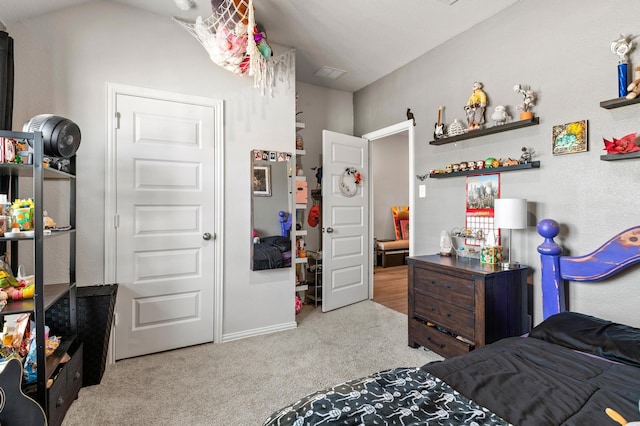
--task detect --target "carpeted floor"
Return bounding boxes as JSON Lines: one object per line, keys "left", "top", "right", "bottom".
{"left": 62, "top": 300, "right": 442, "bottom": 425}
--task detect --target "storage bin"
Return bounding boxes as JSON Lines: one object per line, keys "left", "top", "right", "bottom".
{"left": 76, "top": 284, "right": 118, "bottom": 386}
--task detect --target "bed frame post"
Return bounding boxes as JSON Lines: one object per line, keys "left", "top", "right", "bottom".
{"left": 537, "top": 219, "right": 564, "bottom": 319}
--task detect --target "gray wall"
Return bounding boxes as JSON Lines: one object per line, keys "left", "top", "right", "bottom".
{"left": 354, "top": 0, "right": 640, "bottom": 327}
{"left": 6, "top": 1, "right": 298, "bottom": 340}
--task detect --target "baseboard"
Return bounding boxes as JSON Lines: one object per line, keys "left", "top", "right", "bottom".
{"left": 222, "top": 321, "right": 298, "bottom": 342}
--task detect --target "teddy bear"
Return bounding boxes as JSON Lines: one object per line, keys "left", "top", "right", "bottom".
{"left": 626, "top": 66, "right": 640, "bottom": 99}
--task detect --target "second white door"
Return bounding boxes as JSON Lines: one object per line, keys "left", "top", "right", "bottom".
{"left": 322, "top": 130, "right": 369, "bottom": 312}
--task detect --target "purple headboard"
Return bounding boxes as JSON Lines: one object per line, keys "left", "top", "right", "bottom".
{"left": 537, "top": 219, "right": 640, "bottom": 319}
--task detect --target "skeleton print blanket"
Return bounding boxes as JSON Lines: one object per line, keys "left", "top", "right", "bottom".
{"left": 262, "top": 367, "right": 508, "bottom": 426}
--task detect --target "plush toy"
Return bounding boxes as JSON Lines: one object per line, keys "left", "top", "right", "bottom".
{"left": 0, "top": 263, "right": 34, "bottom": 300}
{"left": 626, "top": 66, "right": 640, "bottom": 99}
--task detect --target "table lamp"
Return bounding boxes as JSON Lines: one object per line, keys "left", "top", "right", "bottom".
{"left": 494, "top": 198, "right": 527, "bottom": 269}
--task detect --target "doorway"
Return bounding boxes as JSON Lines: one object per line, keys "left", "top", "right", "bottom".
{"left": 361, "top": 120, "right": 415, "bottom": 314}
{"left": 370, "top": 131, "right": 409, "bottom": 314}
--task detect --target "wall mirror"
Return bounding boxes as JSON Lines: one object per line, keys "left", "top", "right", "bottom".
{"left": 250, "top": 149, "right": 293, "bottom": 270}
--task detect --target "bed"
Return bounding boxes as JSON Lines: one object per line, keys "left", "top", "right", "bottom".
{"left": 252, "top": 235, "right": 292, "bottom": 270}
{"left": 263, "top": 219, "right": 640, "bottom": 425}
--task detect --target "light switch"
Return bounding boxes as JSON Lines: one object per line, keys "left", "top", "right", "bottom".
{"left": 419, "top": 184, "right": 426, "bottom": 198}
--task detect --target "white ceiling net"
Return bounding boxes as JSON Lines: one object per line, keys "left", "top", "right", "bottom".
{"left": 173, "top": 0, "right": 294, "bottom": 96}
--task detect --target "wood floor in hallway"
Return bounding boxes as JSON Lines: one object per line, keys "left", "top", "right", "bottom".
{"left": 373, "top": 264, "right": 408, "bottom": 315}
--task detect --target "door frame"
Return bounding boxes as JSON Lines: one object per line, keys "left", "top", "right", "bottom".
{"left": 104, "top": 82, "right": 225, "bottom": 353}
{"left": 362, "top": 120, "right": 415, "bottom": 299}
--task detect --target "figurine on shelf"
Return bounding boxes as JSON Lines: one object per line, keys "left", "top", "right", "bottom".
{"left": 513, "top": 84, "right": 535, "bottom": 120}
{"left": 464, "top": 82, "right": 487, "bottom": 130}
{"left": 491, "top": 105, "right": 510, "bottom": 126}
{"left": 519, "top": 147, "right": 535, "bottom": 164}
{"left": 447, "top": 118, "right": 466, "bottom": 136}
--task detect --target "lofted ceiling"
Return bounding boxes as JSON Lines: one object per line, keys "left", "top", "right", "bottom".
{"left": 0, "top": 0, "right": 519, "bottom": 93}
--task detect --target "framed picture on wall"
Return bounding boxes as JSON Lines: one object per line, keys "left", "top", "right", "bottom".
{"left": 253, "top": 165, "right": 271, "bottom": 196}
{"left": 552, "top": 120, "right": 588, "bottom": 155}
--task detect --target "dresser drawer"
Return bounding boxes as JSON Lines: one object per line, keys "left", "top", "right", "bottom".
{"left": 413, "top": 268, "right": 475, "bottom": 308}
{"left": 48, "top": 342, "right": 83, "bottom": 426}
{"left": 414, "top": 293, "right": 475, "bottom": 339}
{"left": 409, "top": 318, "right": 473, "bottom": 358}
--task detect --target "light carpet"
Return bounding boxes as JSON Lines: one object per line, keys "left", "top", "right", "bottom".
{"left": 62, "top": 300, "right": 442, "bottom": 426}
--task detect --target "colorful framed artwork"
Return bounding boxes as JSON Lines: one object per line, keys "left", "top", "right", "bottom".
{"left": 252, "top": 165, "right": 271, "bottom": 196}
{"left": 552, "top": 120, "right": 588, "bottom": 155}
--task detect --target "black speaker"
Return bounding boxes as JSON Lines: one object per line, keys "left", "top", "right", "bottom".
{"left": 23, "top": 114, "right": 81, "bottom": 158}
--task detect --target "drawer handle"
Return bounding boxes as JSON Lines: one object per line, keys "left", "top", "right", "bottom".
{"left": 446, "top": 313, "right": 451, "bottom": 318}
{"left": 430, "top": 280, "right": 436, "bottom": 284}
{"left": 426, "top": 337, "right": 445, "bottom": 349}
{"left": 431, "top": 307, "right": 436, "bottom": 311}
{"left": 56, "top": 396, "right": 65, "bottom": 407}
{"left": 446, "top": 284, "right": 451, "bottom": 289}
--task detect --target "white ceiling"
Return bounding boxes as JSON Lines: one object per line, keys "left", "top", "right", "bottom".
{"left": 0, "top": 0, "right": 519, "bottom": 93}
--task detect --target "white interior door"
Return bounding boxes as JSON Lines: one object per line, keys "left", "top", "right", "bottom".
{"left": 113, "top": 92, "right": 218, "bottom": 360}
{"left": 322, "top": 130, "right": 369, "bottom": 312}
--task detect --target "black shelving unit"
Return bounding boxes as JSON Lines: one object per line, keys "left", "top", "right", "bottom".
{"left": 429, "top": 161, "right": 540, "bottom": 178}
{"left": 0, "top": 130, "right": 80, "bottom": 426}
{"left": 429, "top": 117, "right": 540, "bottom": 146}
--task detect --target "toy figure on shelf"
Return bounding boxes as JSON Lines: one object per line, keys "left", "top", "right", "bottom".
{"left": 520, "top": 147, "right": 535, "bottom": 164}
{"left": 513, "top": 84, "right": 536, "bottom": 119}
{"left": 464, "top": 82, "right": 487, "bottom": 130}
{"left": 491, "top": 105, "right": 510, "bottom": 126}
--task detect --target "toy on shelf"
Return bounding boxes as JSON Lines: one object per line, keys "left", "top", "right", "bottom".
{"left": 513, "top": 84, "right": 535, "bottom": 120}
{"left": 464, "top": 82, "right": 487, "bottom": 130}
{"left": 626, "top": 66, "right": 640, "bottom": 99}
{"left": 491, "top": 105, "right": 510, "bottom": 126}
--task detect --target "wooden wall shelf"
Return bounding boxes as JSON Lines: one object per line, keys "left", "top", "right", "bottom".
{"left": 429, "top": 117, "right": 539, "bottom": 146}
{"left": 600, "top": 152, "right": 640, "bottom": 161}
{"left": 599, "top": 96, "right": 640, "bottom": 109}
{"left": 429, "top": 161, "right": 540, "bottom": 178}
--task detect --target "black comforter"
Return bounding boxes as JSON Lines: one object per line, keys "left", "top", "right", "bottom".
{"left": 264, "top": 311, "right": 640, "bottom": 425}
{"left": 423, "top": 336, "right": 640, "bottom": 425}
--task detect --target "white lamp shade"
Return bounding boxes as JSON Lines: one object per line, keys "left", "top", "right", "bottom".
{"left": 494, "top": 198, "right": 527, "bottom": 229}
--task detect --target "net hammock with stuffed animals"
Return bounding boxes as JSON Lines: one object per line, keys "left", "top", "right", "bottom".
{"left": 173, "top": 0, "right": 294, "bottom": 96}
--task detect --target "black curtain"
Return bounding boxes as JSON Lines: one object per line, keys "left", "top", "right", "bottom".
{"left": 0, "top": 31, "right": 13, "bottom": 258}
{"left": 0, "top": 30, "right": 14, "bottom": 130}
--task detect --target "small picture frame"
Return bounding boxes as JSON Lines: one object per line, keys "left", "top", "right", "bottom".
{"left": 552, "top": 120, "right": 588, "bottom": 155}
{"left": 253, "top": 165, "right": 271, "bottom": 196}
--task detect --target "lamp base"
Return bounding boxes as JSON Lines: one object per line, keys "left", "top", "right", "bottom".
{"left": 500, "top": 261, "right": 520, "bottom": 270}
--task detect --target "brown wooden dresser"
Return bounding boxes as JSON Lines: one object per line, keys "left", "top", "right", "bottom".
{"left": 408, "top": 254, "right": 529, "bottom": 358}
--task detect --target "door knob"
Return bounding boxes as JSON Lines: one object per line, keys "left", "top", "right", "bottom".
{"left": 203, "top": 232, "right": 212, "bottom": 240}
{"left": 326, "top": 227, "right": 334, "bottom": 233}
